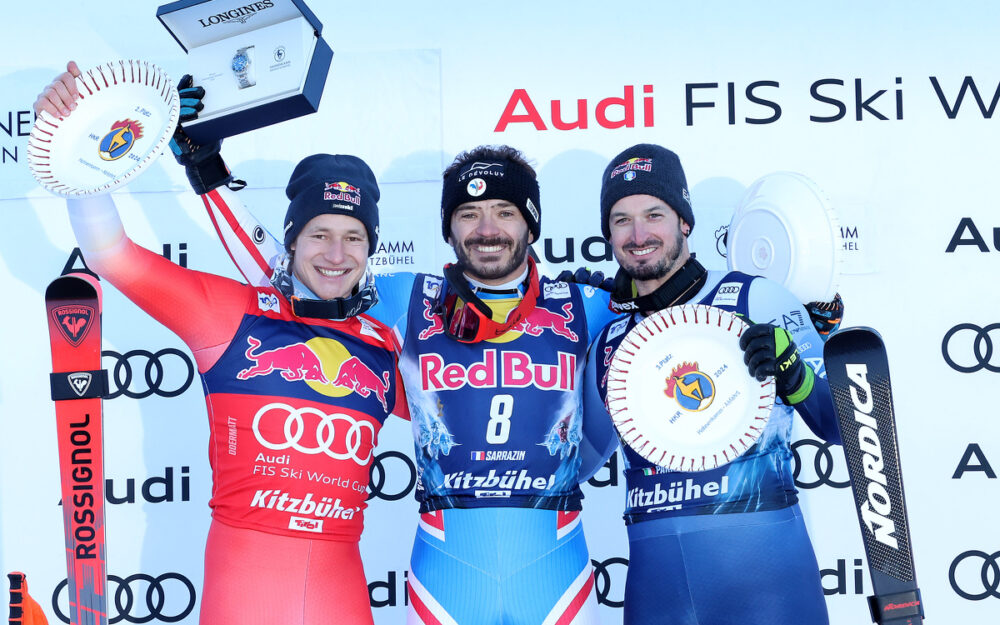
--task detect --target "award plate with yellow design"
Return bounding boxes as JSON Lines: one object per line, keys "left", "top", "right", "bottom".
{"left": 605, "top": 304, "right": 775, "bottom": 472}
{"left": 27, "top": 60, "right": 179, "bottom": 197}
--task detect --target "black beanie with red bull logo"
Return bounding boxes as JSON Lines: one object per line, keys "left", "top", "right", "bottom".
{"left": 283, "top": 153, "right": 380, "bottom": 256}
{"left": 599, "top": 143, "right": 694, "bottom": 240}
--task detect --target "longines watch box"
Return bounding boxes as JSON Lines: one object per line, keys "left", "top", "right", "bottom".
{"left": 156, "top": 0, "right": 332, "bottom": 142}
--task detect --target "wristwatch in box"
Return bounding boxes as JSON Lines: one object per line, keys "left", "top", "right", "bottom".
{"left": 232, "top": 46, "right": 256, "bottom": 89}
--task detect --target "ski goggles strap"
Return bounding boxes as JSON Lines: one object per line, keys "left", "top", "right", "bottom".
{"left": 436, "top": 258, "right": 540, "bottom": 343}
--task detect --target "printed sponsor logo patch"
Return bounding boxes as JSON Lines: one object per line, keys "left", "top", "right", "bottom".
{"left": 52, "top": 304, "right": 96, "bottom": 346}
{"left": 257, "top": 291, "right": 280, "bottom": 313}
{"left": 422, "top": 276, "right": 442, "bottom": 299}
{"left": 543, "top": 282, "right": 571, "bottom": 300}
{"left": 711, "top": 282, "right": 743, "bottom": 307}
{"left": 289, "top": 516, "right": 324, "bottom": 533}
{"left": 607, "top": 317, "right": 630, "bottom": 341}
{"left": 68, "top": 372, "right": 93, "bottom": 397}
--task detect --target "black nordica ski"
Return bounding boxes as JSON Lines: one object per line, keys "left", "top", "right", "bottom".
{"left": 45, "top": 273, "right": 109, "bottom": 625}
{"left": 824, "top": 327, "right": 924, "bottom": 625}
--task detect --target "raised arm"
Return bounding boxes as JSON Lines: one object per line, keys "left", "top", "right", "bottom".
{"left": 66, "top": 194, "right": 249, "bottom": 372}
{"left": 36, "top": 62, "right": 250, "bottom": 372}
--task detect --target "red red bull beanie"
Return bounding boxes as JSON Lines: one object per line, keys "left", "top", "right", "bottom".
{"left": 599, "top": 144, "right": 694, "bottom": 240}
{"left": 284, "top": 154, "right": 380, "bottom": 255}
{"left": 440, "top": 150, "right": 541, "bottom": 243}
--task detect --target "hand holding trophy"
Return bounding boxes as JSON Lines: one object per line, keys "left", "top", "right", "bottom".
{"left": 28, "top": 60, "right": 179, "bottom": 197}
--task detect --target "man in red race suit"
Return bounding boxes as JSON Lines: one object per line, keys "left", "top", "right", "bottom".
{"left": 35, "top": 63, "right": 407, "bottom": 625}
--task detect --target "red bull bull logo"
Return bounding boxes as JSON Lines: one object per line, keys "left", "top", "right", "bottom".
{"left": 611, "top": 157, "right": 653, "bottom": 179}
{"left": 237, "top": 336, "right": 390, "bottom": 409}
{"left": 418, "top": 300, "right": 579, "bottom": 344}
{"left": 515, "top": 303, "right": 578, "bottom": 342}
{"left": 98, "top": 119, "right": 144, "bottom": 161}
{"left": 323, "top": 181, "right": 362, "bottom": 206}
{"left": 331, "top": 356, "right": 390, "bottom": 412}
{"left": 418, "top": 298, "right": 445, "bottom": 340}
{"left": 238, "top": 336, "right": 330, "bottom": 383}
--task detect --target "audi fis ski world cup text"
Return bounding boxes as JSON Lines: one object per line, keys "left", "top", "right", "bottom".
{"left": 494, "top": 76, "right": 1000, "bottom": 131}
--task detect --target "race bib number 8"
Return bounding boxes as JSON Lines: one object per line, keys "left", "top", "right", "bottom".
{"left": 486, "top": 394, "right": 514, "bottom": 444}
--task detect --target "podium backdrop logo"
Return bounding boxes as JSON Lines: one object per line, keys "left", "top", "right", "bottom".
{"left": 103, "top": 348, "right": 195, "bottom": 399}
{"left": 949, "top": 550, "right": 1000, "bottom": 600}
{"left": 791, "top": 438, "right": 850, "bottom": 489}
{"left": 53, "top": 572, "right": 196, "bottom": 623}
{"left": 941, "top": 323, "right": 1000, "bottom": 373}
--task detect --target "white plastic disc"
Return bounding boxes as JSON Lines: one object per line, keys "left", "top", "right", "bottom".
{"left": 727, "top": 172, "right": 842, "bottom": 303}
{"left": 606, "top": 304, "right": 774, "bottom": 472}
{"left": 28, "top": 60, "right": 179, "bottom": 197}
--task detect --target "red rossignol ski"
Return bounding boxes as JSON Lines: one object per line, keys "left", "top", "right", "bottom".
{"left": 45, "top": 274, "right": 109, "bottom": 625}
{"left": 824, "top": 327, "right": 924, "bottom": 625}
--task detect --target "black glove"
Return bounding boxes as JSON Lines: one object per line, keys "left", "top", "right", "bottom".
{"left": 739, "top": 323, "right": 815, "bottom": 404}
{"left": 177, "top": 74, "right": 206, "bottom": 122}
{"left": 805, "top": 293, "right": 844, "bottom": 339}
{"left": 555, "top": 267, "right": 614, "bottom": 292}
{"left": 168, "top": 75, "right": 234, "bottom": 195}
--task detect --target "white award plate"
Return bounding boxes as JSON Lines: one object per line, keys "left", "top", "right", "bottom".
{"left": 727, "top": 171, "right": 842, "bottom": 303}
{"left": 606, "top": 304, "right": 775, "bottom": 472}
{"left": 27, "top": 60, "right": 179, "bottom": 197}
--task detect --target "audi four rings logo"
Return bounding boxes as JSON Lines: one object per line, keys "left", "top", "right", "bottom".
{"left": 53, "top": 573, "right": 196, "bottom": 623}
{"left": 102, "top": 349, "right": 195, "bottom": 399}
{"left": 950, "top": 550, "right": 1000, "bottom": 600}
{"left": 253, "top": 403, "right": 376, "bottom": 465}
{"left": 941, "top": 323, "right": 1000, "bottom": 373}
{"left": 591, "top": 557, "right": 628, "bottom": 608}
{"left": 791, "top": 439, "right": 850, "bottom": 489}
{"left": 367, "top": 450, "right": 418, "bottom": 501}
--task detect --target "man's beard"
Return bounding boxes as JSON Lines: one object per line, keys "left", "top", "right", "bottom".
{"left": 619, "top": 228, "right": 685, "bottom": 282}
{"left": 453, "top": 233, "right": 529, "bottom": 282}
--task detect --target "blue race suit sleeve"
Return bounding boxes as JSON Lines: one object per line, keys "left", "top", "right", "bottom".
{"left": 367, "top": 272, "right": 416, "bottom": 335}
{"left": 580, "top": 334, "right": 618, "bottom": 482}
{"left": 575, "top": 284, "right": 617, "bottom": 342}
{"left": 747, "top": 278, "right": 841, "bottom": 444}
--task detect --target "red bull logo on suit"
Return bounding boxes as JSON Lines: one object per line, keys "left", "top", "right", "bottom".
{"left": 419, "top": 349, "right": 576, "bottom": 392}
{"left": 416, "top": 298, "right": 580, "bottom": 344}
{"left": 238, "top": 335, "right": 390, "bottom": 407}
{"left": 515, "top": 303, "right": 578, "bottom": 342}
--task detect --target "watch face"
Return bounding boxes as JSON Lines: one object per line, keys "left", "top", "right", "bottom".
{"left": 232, "top": 54, "right": 249, "bottom": 72}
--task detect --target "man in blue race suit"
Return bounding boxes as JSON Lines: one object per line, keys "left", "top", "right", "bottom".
{"left": 586, "top": 144, "right": 842, "bottom": 625}
{"left": 380, "top": 146, "right": 617, "bottom": 624}
{"left": 181, "top": 138, "right": 619, "bottom": 623}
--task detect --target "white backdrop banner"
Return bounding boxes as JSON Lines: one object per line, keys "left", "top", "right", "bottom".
{"left": 2, "top": 2, "right": 998, "bottom": 624}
